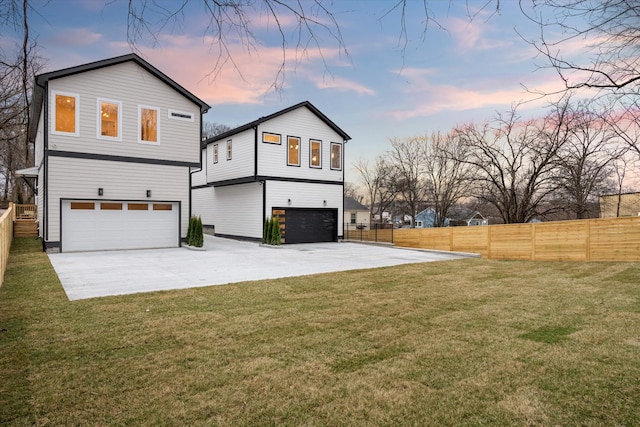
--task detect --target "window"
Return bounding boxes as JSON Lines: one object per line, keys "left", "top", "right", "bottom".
{"left": 70, "top": 202, "right": 94, "bottom": 210}
{"left": 97, "top": 98, "right": 121, "bottom": 140}
{"left": 331, "top": 142, "right": 342, "bottom": 170}
{"left": 262, "top": 132, "right": 281, "bottom": 144}
{"left": 168, "top": 109, "right": 194, "bottom": 122}
{"left": 350, "top": 212, "right": 356, "bottom": 224}
{"left": 288, "top": 136, "right": 300, "bottom": 166}
{"left": 52, "top": 91, "right": 79, "bottom": 136}
{"left": 310, "top": 139, "right": 322, "bottom": 168}
{"left": 128, "top": 203, "right": 148, "bottom": 211}
{"left": 153, "top": 203, "right": 173, "bottom": 211}
{"left": 139, "top": 105, "right": 160, "bottom": 144}
{"left": 213, "top": 144, "right": 219, "bottom": 164}
{"left": 101, "top": 202, "right": 123, "bottom": 210}
{"left": 226, "top": 140, "right": 232, "bottom": 160}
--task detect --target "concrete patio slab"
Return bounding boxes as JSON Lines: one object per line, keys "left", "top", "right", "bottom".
{"left": 48, "top": 235, "right": 477, "bottom": 300}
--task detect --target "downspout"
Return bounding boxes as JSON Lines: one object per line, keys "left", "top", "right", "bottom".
{"left": 39, "top": 79, "right": 48, "bottom": 247}
{"left": 255, "top": 125, "right": 266, "bottom": 227}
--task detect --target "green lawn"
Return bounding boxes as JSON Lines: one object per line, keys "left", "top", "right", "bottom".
{"left": 1, "top": 237, "right": 640, "bottom": 426}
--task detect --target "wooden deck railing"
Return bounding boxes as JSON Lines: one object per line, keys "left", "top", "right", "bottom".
{"left": 14, "top": 203, "right": 37, "bottom": 219}
{"left": 1, "top": 203, "right": 14, "bottom": 287}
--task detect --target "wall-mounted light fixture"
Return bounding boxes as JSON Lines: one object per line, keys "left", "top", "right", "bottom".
{"left": 288, "top": 198, "right": 292, "bottom": 205}
{"left": 323, "top": 200, "right": 327, "bottom": 206}
{"left": 98, "top": 188, "right": 103, "bottom": 196}
{"left": 146, "top": 190, "right": 152, "bottom": 198}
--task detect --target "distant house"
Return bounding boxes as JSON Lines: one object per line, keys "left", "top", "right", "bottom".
{"left": 415, "top": 207, "right": 488, "bottom": 228}
{"left": 344, "top": 196, "right": 369, "bottom": 229}
{"left": 448, "top": 207, "right": 488, "bottom": 226}
{"left": 415, "top": 207, "right": 448, "bottom": 228}
{"left": 599, "top": 192, "right": 640, "bottom": 218}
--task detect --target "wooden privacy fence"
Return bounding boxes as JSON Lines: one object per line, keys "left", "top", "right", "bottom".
{"left": 0, "top": 203, "right": 14, "bottom": 286}
{"left": 394, "top": 216, "right": 640, "bottom": 261}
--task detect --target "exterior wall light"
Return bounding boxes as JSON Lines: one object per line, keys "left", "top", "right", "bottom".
{"left": 147, "top": 190, "right": 152, "bottom": 198}
{"left": 98, "top": 188, "right": 103, "bottom": 196}
{"left": 288, "top": 198, "right": 292, "bottom": 205}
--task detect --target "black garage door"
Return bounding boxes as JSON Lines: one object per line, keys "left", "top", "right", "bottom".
{"left": 281, "top": 208, "right": 338, "bottom": 244}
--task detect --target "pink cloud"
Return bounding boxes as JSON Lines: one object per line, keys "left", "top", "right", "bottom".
{"left": 139, "top": 33, "right": 347, "bottom": 105}
{"left": 383, "top": 67, "right": 565, "bottom": 119}
{"left": 49, "top": 28, "right": 103, "bottom": 47}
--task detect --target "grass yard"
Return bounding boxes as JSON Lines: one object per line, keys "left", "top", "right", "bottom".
{"left": 1, "top": 238, "right": 640, "bottom": 426}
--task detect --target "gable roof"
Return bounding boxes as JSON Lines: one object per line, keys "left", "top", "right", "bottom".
{"left": 202, "top": 101, "right": 351, "bottom": 148}
{"left": 28, "top": 53, "right": 210, "bottom": 141}
{"left": 344, "top": 196, "right": 368, "bottom": 211}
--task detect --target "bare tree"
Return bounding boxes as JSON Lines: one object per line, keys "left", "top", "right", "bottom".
{"left": 555, "top": 100, "right": 623, "bottom": 218}
{"left": 124, "top": 0, "right": 348, "bottom": 92}
{"left": 343, "top": 181, "right": 364, "bottom": 204}
{"left": 522, "top": 0, "right": 640, "bottom": 93}
{"left": 0, "top": 0, "right": 41, "bottom": 202}
{"left": 454, "top": 103, "right": 568, "bottom": 223}
{"left": 388, "top": 136, "right": 428, "bottom": 227}
{"left": 202, "top": 122, "right": 233, "bottom": 139}
{"left": 423, "top": 131, "right": 474, "bottom": 227}
{"left": 354, "top": 157, "right": 398, "bottom": 224}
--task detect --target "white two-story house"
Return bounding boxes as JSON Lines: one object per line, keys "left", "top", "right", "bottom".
{"left": 28, "top": 54, "right": 209, "bottom": 252}
{"left": 192, "top": 101, "right": 351, "bottom": 243}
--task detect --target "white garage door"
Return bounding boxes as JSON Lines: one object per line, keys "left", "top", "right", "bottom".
{"left": 62, "top": 200, "right": 179, "bottom": 252}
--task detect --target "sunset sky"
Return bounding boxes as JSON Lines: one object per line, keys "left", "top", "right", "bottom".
{"left": 5, "top": 0, "right": 586, "bottom": 183}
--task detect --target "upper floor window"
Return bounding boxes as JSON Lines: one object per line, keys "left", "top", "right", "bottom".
{"left": 52, "top": 91, "right": 79, "bottom": 136}
{"left": 139, "top": 105, "right": 160, "bottom": 144}
{"left": 310, "top": 139, "right": 322, "bottom": 168}
{"left": 97, "top": 98, "right": 122, "bottom": 141}
{"left": 331, "top": 142, "right": 342, "bottom": 170}
{"left": 226, "top": 140, "right": 232, "bottom": 160}
{"left": 213, "top": 144, "right": 219, "bottom": 164}
{"left": 263, "top": 132, "right": 281, "bottom": 144}
{"left": 288, "top": 136, "right": 300, "bottom": 166}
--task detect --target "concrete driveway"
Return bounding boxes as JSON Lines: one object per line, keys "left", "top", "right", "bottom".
{"left": 48, "top": 235, "right": 477, "bottom": 300}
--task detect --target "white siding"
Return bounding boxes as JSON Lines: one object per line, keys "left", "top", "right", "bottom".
{"left": 46, "top": 156, "right": 189, "bottom": 242}
{"left": 257, "top": 107, "right": 344, "bottom": 182}
{"left": 191, "top": 148, "right": 207, "bottom": 186}
{"left": 46, "top": 61, "right": 201, "bottom": 164}
{"left": 202, "top": 183, "right": 263, "bottom": 239}
{"left": 206, "top": 129, "right": 254, "bottom": 182}
{"left": 192, "top": 186, "right": 215, "bottom": 226}
{"left": 264, "top": 180, "right": 343, "bottom": 235}
{"left": 344, "top": 210, "right": 370, "bottom": 226}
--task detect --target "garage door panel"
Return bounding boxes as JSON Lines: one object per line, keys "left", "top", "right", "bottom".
{"left": 283, "top": 208, "right": 337, "bottom": 244}
{"left": 62, "top": 200, "right": 179, "bottom": 252}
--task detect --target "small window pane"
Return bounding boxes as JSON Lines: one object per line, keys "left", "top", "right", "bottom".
{"left": 55, "top": 94, "right": 76, "bottom": 133}
{"left": 331, "top": 142, "right": 342, "bottom": 170}
{"left": 263, "top": 132, "right": 281, "bottom": 144}
{"left": 101, "top": 202, "right": 123, "bottom": 210}
{"left": 227, "top": 140, "right": 232, "bottom": 160}
{"left": 310, "top": 139, "right": 321, "bottom": 168}
{"left": 153, "top": 203, "right": 173, "bottom": 211}
{"left": 141, "top": 107, "right": 158, "bottom": 142}
{"left": 128, "top": 203, "right": 149, "bottom": 211}
{"left": 70, "top": 202, "right": 94, "bottom": 210}
{"left": 288, "top": 136, "right": 300, "bottom": 166}
{"left": 100, "top": 101, "right": 119, "bottom": 138}
{"left": 213, "top": 144, "right": 219, "bottom": 164}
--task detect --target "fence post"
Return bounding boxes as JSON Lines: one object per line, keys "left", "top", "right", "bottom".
{"left": 585, "top": 219, "right": 591, "bottom": 262}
